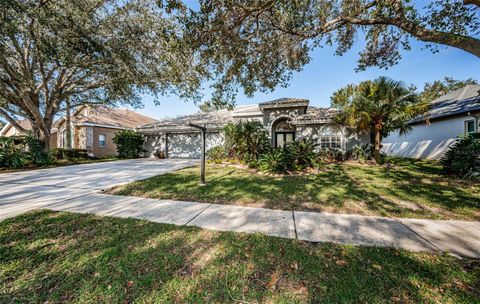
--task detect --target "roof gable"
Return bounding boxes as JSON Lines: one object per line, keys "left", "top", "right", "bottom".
{"left": 57, "top": 106, "right": 157, "bottom": 129}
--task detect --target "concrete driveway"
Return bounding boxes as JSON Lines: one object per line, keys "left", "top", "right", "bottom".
{"left": 0, "top": 158, "right": 197, "bottom": 220}
{"left": 0, "top": 158, "right": 197, "bottom": 190}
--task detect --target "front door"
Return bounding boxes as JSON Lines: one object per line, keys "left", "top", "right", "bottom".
{"left": 275, "top": 132, "right": 294, "bottom": 148}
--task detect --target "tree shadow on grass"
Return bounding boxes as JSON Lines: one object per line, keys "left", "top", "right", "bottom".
{"left": 115, "top": 163, "right": 479, "bottom": 220}
{"left": 1, "top": 210, "right": 479, "bottom": 303}
{"left": 208, "top": 164, "right": 480, "bottom": 219}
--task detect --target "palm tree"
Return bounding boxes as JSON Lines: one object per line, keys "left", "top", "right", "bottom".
{"left": 331, "top": 77, "right": 427, "bottom": 163}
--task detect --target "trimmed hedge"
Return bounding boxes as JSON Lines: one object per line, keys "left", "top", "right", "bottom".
{"left": 112, "top": 130, "right": 144, "bottom": 159}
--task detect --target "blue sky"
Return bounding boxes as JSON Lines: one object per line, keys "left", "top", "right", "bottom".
{"left": 136, "top": 38, "right": 480, "bottom": 119}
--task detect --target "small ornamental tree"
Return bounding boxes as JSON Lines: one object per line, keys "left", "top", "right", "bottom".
{"left": 112, "top": 130, "right": 144, "bottom": 159}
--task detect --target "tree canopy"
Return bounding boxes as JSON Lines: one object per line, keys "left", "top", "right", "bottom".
{"left": 0, "top": 0, "right": 204, "bottom": 150}
{"left": 187, "top": 0, "right": 480, "bottom": 106}
{"left": 331, "top": 76, "right": 426, "bottom": 162}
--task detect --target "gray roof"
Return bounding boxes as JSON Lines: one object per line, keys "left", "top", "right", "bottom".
{"left": 137, "top": 109, "right": 234, "bottom": 132}
{"left": 259, "top": 98, "right": 309, "bottom": 108}
{"left": 431, "top": 84, "right": 480, "bottom": 104}
{"left": 137, "top": 101, "right": 339, "bottom": 133}
{"left": 232, "top": 104, "right": 262, "bottom": 117}
{"left": 411, "top": 84, "right": 480, "bottom": 123}
{"left": 292, "top": 107, "right": 341, "bottom": 124}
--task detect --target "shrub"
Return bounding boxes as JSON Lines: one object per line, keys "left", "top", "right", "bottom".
{"left": 224, "top": 121, "right": 270, "bottom": 166}
{"left": 112, "top": 130, "right": 144, "bottom": 159}
{"left": 312, "top": 155, "right": 327, "bottom": 170}
{"left": 23, "top": 134, "right": 52, "bottom": 165}
{"left": 207, "top": 146, "right": 227, "bottom": 164}
{"left": 286, "top": 139, "right": 318, "bottom": 171}
{"left": 0, "top": 136, "right": 28, "bottom": 169}
{"left": 441, "top": 133, "right": 480, "bottom": 180}
{"left": 317, "top": 148, "right": 345, "bottom": 163}
{"left": 258, "top": 149, "right": 288, "bottom": 174}
{"left": 349, "top": 144, "right": 372, "bottom": 161}
{"left": 52, "top": 148, "right": 90, "bottom": 160}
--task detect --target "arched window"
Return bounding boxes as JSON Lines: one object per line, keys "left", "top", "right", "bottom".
{"left": 276, "top": 121, "right": 294, "bottom": 132}
{"left": 273, "top": 119, "right": 295, "bottom": 148}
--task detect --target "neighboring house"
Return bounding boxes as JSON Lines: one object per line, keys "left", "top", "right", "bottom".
{"left": 382, "top": 84, "right": 480, "bottom": 160}
{"left": 55, "top": 105, "right": 157, "bottom": 157}
{"left": 0, "top": 119, "right": 58, "bottom": 148}
{"left": 138, "top": 98, "right": 369, "bottom": 159}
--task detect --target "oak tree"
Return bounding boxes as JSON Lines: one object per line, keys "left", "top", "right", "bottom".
{"left": 187, "top": 0, "right": 480, "bottom": 105}
{"left": 0, "top": 0, "right": 203, "bottom": 151}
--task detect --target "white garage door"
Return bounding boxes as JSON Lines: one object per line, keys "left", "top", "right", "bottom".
{"left": 166, "top": 132, "right": 225, "bottom": 159}
{"left": 167, "top": 133, "right": 202, "bottom": 158}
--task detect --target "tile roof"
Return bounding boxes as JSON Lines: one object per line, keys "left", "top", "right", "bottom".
{"left": 232, "top": 104, "right": 262, "bottom": 116}
{"left": 137, "top": 109, "right": 234, "bottom": 132}
{"left": 137, "top": 103, "right": 341, "bottom": 132}
{"left": 410, "top": 85, "right": 480, "bottom": 123}
{"left": 292, "top": 107, "right": 341, "bottom": 124}
{"left": 70, "top": 106, "right": 157, "bottom": 129}
{"left": 259, "top": 98, "right": 309, "bottom": 108}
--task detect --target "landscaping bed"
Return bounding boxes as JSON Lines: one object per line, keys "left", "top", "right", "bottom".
{"left": 0, "top": 157, "right": 118, "bottom": 174}
{"left": 1, "top": 210, "right": 479, "bottom": 303}
{"left": 110, "top": 158, "right": 480, "bottom": 221}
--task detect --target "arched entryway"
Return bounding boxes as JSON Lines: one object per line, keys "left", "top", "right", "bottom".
{"left": 272, "top": 118, "right": 295, "bottom": 148}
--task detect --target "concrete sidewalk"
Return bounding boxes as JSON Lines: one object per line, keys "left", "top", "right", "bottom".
{"left": 36, "top": 192, "right": 480, "bottom": 258}
{"left": 1, "top": 158, "right": 479, "bottom": 258}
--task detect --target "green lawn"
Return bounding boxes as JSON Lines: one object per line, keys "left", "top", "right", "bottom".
{"left": 110, "top": 158, "right": 480, "bottom": 221}
{"left": 1, "top": 210, "right": 479, "bottom": 303}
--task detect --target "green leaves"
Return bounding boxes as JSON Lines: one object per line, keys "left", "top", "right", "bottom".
{"left": 223, "top": 121, "right": 270, "bottom": 166}
{"left": 332, "top": 76, "right": 423, "bottom": 136}
{"left": 186, "top": 0, "right": 479, "bottom": 105}
{"left": 258, "top": 149, "right": 289, "bottom": 174}
{"left": 441, "top": 133, "right": 480, "bottom": 180}
{"left": 1, "top": 0, "right": 206, "bottom": 148}
{"left": 419, "top": 77, "right": 478, "bottom": 103}
{"left": 112, "top": 130, "right": 144, "bottom": 159}
{"left": 332, "top": 76, "right": 425, "bottom": 162}
{"left": 286, "top": 139, "right": 318, "bottom": 171}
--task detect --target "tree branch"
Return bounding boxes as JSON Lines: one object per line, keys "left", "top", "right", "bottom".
{"left": 338, "top": 15, "right": 480, "bottom": 58}
{"left": 0, "top": 108, "right": 29, "bottom": 133}
{"left": 464, "top": 0, "right": 480, "bottom": 7}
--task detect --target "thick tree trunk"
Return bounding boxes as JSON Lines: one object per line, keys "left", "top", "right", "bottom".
{"left": 374, "top": 128, "right": 381, "bottom": 163}
{"left": 39, "top": 130, "right": 51, "bottom": 154}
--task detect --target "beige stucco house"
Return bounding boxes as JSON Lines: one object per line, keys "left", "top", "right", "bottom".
{"left": 0, "top": 119, "right": 58, "bottom": 148}
{"left": 55, "top": 105, "right": 157, "bottom": 157}
{"left": 1, "top": 106, "right": 156, "bottom": 158}
{"left": 138, "top": 98, "right": 369, "bottom": 159}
